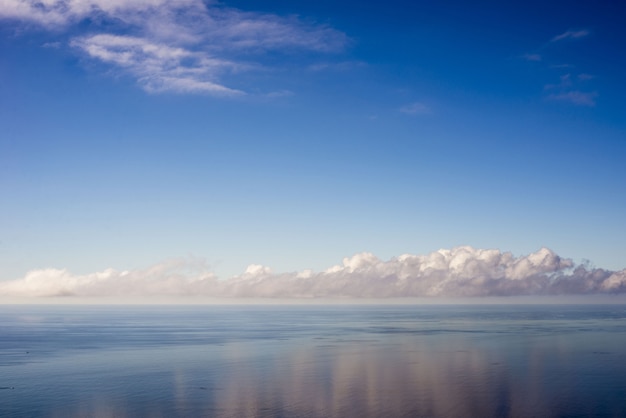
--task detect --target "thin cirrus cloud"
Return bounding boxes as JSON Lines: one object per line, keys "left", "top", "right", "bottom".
{"left": 547, "top": 91, "right": 598, "bottom": 107}
{"left": 542, "top": 72, "right": 597, "bottom": 107}
{"left": 70, "top": 34, "right": 245, "bottom": 95}
{"left": 544, "top": 73, "right": 572, "bottom": 90}
{"left": 2, "top": 247, "right": 625, "bottom": 298}
{"left": 0, "top": 0, "right": 348, "bottom": 95}
{"left": 521, "top": 28, "right": 597, "bottom": 106}
{"left": 522, "top": 53, "right": 542, "bottom": 62}
{"left": 399, "top": 102, "right": 431, "bottom": 115}
{"left": 550, "top": 29, "right": 591, "bottom": 42}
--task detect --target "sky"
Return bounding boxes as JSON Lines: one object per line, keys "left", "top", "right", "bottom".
{"left": 1, "top": 0, "right": 625, "bottom": 299}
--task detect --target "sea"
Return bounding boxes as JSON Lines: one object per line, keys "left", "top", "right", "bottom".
{"left": 1, "top": 304, "right": 626, "bottom": 417}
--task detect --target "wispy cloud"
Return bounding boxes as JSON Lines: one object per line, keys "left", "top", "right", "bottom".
{"left": 522, "top": 53, "right": 542, "bottom": 62}
{"left": 42, "top": 41, "right": 61, "bottom": 49}
{"left": 0, "top": 0, "right": 348, "bottom": 95}
{"left": 551, "top": 29, "right": 591, "bottom": 42}
{"left": 400, "top": 102, "right": 431, "bottom": 115}
{"left": 0, "top": 0, "right": 198, "bottom": 30}
{"left": 578, "top": 73, "right": 595, "bottom": 81}
{"left": 519, "top": 28, "right": 598, "bottom": 106}
{"left": 2, "top": 247, "right": 625, "bottom": 298}
{"left": 307, "top": 61, "right": 366, "bottom": 72}
{"left": 547, "top": 90, "right": 598, "bottom": 106}
{"left": 544, "top": 73, "right": 572, "bottom": 90}
{"left": 71, "top": 34, "right": 245, "bottom": 95}
{"left": 543, "top": 73, "right": 597, "bottom": 105}
{"left": 549, "top": 63, "right": 575, "bottom": 69}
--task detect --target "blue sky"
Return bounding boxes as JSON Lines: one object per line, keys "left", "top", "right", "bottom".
{"left": 1, "top": 0, "right": 625, "bottom": 289}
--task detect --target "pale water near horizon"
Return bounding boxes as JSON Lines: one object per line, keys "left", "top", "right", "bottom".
{"left": 1, "top": 304, "right": 626, "bottom": 417}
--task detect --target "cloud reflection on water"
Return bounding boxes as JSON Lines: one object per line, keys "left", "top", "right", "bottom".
{"left": 4, "top": 306, "right": 626, "bottom": 417}
{"left": 163, "top": 332, "right": 624, "bottom": 417}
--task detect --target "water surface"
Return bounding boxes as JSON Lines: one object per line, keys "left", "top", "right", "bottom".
{"left": 1, "top": 304, "right": 626, "bottom": 417}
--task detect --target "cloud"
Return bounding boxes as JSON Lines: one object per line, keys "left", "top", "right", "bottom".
{"left": 42, "top": 41, "right": 61, "bottom": 48}
{"left": 0, "top": 258, "right": 216, "bottom": 297}
{"left": 71, "top": 34, "right": 244, "bottom": 95}
{"left": 307, "top": 60, "right": 366, "bottom": 72}
{"left": 2, "top": 247, "right": 625, "bottom": 299}
{"left": 541, "top": 73, "right": 598, "bottom": 107}
{"left": 547, "top": 90, "right": 598, "bottom": 106}
{"left": 0, "top": 0, "right": 198, "bottom": 29}
{"left": 400, "top": 102, "right": 431, "bottom": 115}
{"left": 578, "top": 73, "right": 595, "bottom": 81}
{"left": 544, "top": 73, "right": 572, "bottom": 90}
{"left": 522, "top": 53, "right": 542, "bottom": 62}
{"left": 520, "top": 29, "right": 597, "bottom": 106}
{"left": 0, "top": 0, "right": 348, "bottom": 95}
{"left": 551, "top": 29, "right": 590, "bottom": 42}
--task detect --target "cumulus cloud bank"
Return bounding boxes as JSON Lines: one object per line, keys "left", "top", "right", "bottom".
{"left": 0, "top": 0, "right": 347, "bottom": 95}
{"left": 2, "top": 247, "right": 626, "bottom": 299}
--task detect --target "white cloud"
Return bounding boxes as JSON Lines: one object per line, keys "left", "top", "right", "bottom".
{"left": 71, "top": 34, "right": 244, "bottom": 95}
{"left": 0, "top": 0, "right": 348, "bottom": 95}
{"left": 521, "top": 29, "right": 598, "bottom": 106}
{"left": 242, "top": 264, "right": 272, "bottom": 277}
{"left": 0, "top": 0, "right": 193, "bottom": 28}
{"left": 42, "top": 41, "right": 61, "bottom": 48}
{"left": 0, "top": 258, "right": 216, "bottom": 297}
{"left": 307, "top": 60, "right": 366, "bottom": 72}
{"left": 601, "top": 270, "right": 626, "bottom": 292}
{"left": 400, "top": 102, "right": 431, "bottom": 115}
{"left": 578, "top": 73, "right": 594, "bottom": 81}
{"left": 522, "top": 53, "right": 541, "bottom": 62}
{"left": 547, "top": 90, "right": 598, "bottom": 106}
{"left": 544, "top": 73, "right": 572, "bottom": 90}
{"left": 551, "top": 29, "right": 590, "bottom": 42}
{"left": 541, "top": 73, "right": 598, "bottom": 107}
{"left": 203, "top": 8, "right": 347, "bottom": 53}
{"left": 2, "top": 247, "right": 625, "bottom": 299}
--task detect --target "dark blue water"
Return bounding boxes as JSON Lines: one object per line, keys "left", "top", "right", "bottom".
{"left": 1, "top": 304, "right": 626, "bottom": 417}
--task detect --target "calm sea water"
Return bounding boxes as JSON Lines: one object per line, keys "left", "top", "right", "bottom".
{"left": 1, "top": 304, "right": 626, "bottom": 417}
